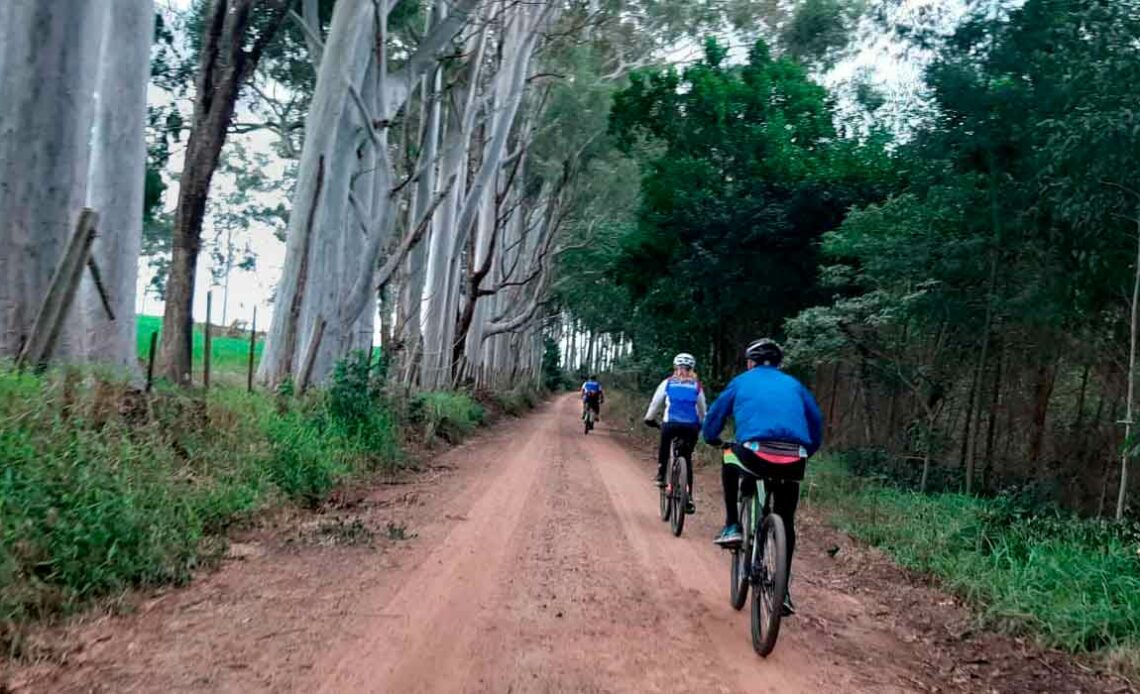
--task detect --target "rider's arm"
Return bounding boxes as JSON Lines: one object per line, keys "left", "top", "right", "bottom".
{"left": 696, "top": 384, "right": 708, "bottom": 422}
{"left": 644, "top": 379, "right": 667, "bottom": 421}
{"left": 701, "top": 379, "right": 737, "bottom": 442}
{"left": 801, "top": 384, "right": 824, "bottom": 455}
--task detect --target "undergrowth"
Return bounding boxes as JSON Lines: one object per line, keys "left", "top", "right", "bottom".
{"left": 407, "top": 391, "right": 485, "bottom": 446}
{"left": 810, "top": 456, "right": 1140, "bottom": 662}
{"left": 0, "top": 351, "right": 400, "bottom": 653}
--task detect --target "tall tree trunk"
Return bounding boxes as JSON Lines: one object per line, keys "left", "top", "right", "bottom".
{"left": 160, "top": 0, "right": 288, "bottom": 384}
{"left": 0, "top": 0, "right": 103, "bottom": 358}
{"left": 982, "top": 341, "right": 1005, "bottom": 491}
{"left": 825, "top": 362, "right": 841, "bottom": 441}
{"left": 78, "top": 0, "right": 154, "bottom": 369}
{"left": 1118, "top": 215, "right": 1140, "bottom": 519}
{"left": 259, "top": 0, "right": 374, "bottom": 385}
{"left": 1028, "top": 357, "right": 1058, "bottom": 470}
{"left": 262, "top": 0, "right": 480, "bottom": 386}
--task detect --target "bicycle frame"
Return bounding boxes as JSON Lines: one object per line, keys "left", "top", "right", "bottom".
{"left": 739, "top": 479, "right": 769, "bottom": 581}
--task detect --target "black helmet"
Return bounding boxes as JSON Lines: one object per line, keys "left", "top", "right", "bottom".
{"left": 745, "top": 338, "right": 783, "bottom": 366}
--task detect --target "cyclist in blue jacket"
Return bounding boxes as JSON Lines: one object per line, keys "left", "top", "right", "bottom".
{"left": 581, "top": 375, "right": 604, "bottom": 421}
{"left": 702, "top": 338, "right": 823, "bottom": 615}
{"left": 644, "top": 353, "right": 707, "bottom": 514}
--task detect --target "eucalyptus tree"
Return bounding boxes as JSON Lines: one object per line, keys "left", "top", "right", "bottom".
{"left": 0, "top": 1, "right": 153, "bottom": 367}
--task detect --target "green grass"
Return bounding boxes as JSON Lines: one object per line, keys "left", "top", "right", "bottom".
{"left": 0, "top": 354, "right": 400, "bottom": 653}
{"left": 810, "top": 457, "right": 1140, "bottom": 658}
{"left": 408, "top": 391, "right": 484, "bottom": 446}
{"left": 135, "top": 314, "right": 262, "bottom": 377}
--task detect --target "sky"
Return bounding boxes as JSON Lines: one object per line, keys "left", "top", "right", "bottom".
{"left": 140, "top": 0, "right": 969, "bottom": 338}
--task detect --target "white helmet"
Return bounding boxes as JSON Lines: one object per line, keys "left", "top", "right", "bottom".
{"left": 673, "top": 352, "right": 696, "bottom": 369}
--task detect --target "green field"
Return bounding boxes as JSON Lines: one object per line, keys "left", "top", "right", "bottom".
{"left": 135, "top": 314, "right": 262, "bottom": 377}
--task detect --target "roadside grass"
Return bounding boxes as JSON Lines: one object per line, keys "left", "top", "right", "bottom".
{"left": 407, "top": 391, "right": 485, "bottom": 446}
{"left": 0, "top": 325, "right": 545, "bottom": 657}
{"left": 808, "top": 456, "right": 1140, "bottom": 665}
{"left": 0, "top": 354, "right": 400, "bottom": 655}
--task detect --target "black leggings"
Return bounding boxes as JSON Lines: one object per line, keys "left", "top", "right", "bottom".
{"left": 658, "top": 422, "right": 700, "bottom": 489}
{"left": 722, "top": 463, "right": 800, "bottom": 580}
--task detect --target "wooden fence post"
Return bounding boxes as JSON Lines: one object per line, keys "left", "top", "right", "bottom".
{"left": 203, "top": 291, "right": 212, "bottom": 389}
{"left": 247, "top": 306, "right": 257, "bottom": 393}
{"left": 16, "top": 209, "right": 99, "bottom": 370}
{"left": 146, "top": 331, "right": 158, "bottom": 393}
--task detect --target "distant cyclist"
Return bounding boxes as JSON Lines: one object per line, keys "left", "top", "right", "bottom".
{"left": 644, "top": 353, "right": 707, "bottom": 514}
{"left": 581, "top": 375, "right": 604, "bottom": 421}
{"left": 702, "top": 338, "right": 822, "bottom": 616}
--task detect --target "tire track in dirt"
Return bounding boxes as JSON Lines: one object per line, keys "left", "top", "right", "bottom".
{"left": 308, "top": 407, "right": 558, "bottom": 692}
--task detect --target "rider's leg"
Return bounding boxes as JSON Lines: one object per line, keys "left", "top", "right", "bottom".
{"left": 771, "top": 481, "right": 801, "bottom": 576}
{"left": 677, "top": 425, "right": 699, "bottom": 490}
{"left": 655, "top": 424, "right": 674, "bottom": 484}
{"left": 771, "top": 480, "right": 801, "bottom": 614}
{"left": 721, "top": 463, "right": 740, "bottom": 527}
{"left": 676, "top": 425, "right": 699, "bottom": 512}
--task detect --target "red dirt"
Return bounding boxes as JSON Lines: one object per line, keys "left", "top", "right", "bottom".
{"left": 2, "top": 395, "right": 1132, "bottom": 693}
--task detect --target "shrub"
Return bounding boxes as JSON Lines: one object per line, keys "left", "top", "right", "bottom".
{"left": 810, "top": 457, "right": 1140, "bottom": 657}
{"left": 409, "top": 391, "right": 484, "bottom": 445}
{"left": 0, "top": 353, "right": 403, "bottom": 645}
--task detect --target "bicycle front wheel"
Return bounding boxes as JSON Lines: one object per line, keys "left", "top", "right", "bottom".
{"left": 751, "top": 513, "right": 788, "bottom": 657}
{"left": 669, "top": 456, "right": 687, "bottom": 537}
{"left": 730, "top": 497, "right": 751, "bottom": 610}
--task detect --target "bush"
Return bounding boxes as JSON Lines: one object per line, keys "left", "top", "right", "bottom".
{"left": 810, "top": 457, "right": 1140, "bottom": 657}
{"left": 0, "top": 370, "right": 269, "bottom": 638}
{"left": 0, "top": 355, "right": 402, "bottom": 646}
{"left": 493, "top": 385, "right": 541, "bottom": 417}
{"left": 409, "top": 391, "right": 484, "bottom": 445}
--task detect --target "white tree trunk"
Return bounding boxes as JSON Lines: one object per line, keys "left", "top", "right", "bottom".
{"left": 78, "top": 0, "right": 154, "bottom": 369}
{"left": 258, "top": 0, "right": 373, "bottom": 384}
{"left": 261, "top": 0, "right": 481, "bottom": 386}
{"left": 0, "top": 0, "right": 103, "bottom": 358}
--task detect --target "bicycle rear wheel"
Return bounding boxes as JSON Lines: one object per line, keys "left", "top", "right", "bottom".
{"left": 669, "top": 456, "right": 687, "bottom": 537}
{"left": 730, "top": 496, "right": 751, "bottom": 610}
{"left": 751, "top": 513, "right": 788, "bottom": 657}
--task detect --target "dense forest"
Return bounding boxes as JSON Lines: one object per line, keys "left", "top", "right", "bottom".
{"left": 556, "top": 0, "right": 1140, "bottom": 519}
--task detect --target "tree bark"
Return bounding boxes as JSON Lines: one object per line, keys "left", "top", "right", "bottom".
{"left": 1118, "top": 215, "right": 1140, "bottom": 519}
{"left": 79, "top": 0, "right": 154, "bottom": 369}
{"left": 262, "top": 0, "right": 481, "bottom": 386}
{"left": 0, "top": 0, "right": 103, "bottom": 359}
{"left": 160, "top": 0, "right": 288, "bottom": 384}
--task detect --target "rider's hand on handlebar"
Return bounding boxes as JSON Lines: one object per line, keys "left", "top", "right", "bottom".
{"left": 705, "top": 437, "right": 724, "bottom": 447}
{"left": 644, "top": 418, "right": 659, "bottom": 429}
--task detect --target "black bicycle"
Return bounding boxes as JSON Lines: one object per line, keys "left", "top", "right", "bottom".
{"left": 650, "top": 423, "right": 690, "bottom": 536}
{"left": 721, "top": 443, "right": 792, "bottom": 657}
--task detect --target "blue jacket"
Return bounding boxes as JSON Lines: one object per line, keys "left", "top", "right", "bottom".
{"left": 701, "top": 366, "right": 823, "bottom": 454}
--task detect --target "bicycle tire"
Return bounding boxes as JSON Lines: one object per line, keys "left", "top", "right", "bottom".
{"left": 670, "top": 455, "right": 687, "bottom": 537}
{"left": 659, "top": 464, "right": 671, "bottom": 522}
{"left": 751, "top": 513, "right": 788, "bottom": 657}
{"left": 730, "top": 496, "right": 751, "bottom": 610}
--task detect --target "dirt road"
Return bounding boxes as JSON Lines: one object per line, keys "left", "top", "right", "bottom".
{"left": 5, "top": 396, "right": 1127, "bottom": 693}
